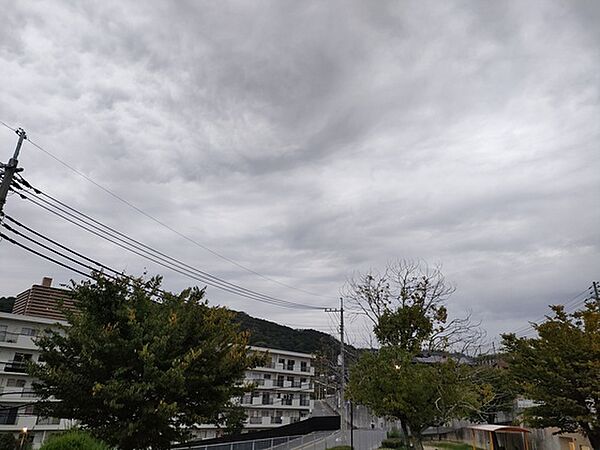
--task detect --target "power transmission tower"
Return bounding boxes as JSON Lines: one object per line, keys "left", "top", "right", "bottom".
{"left": 0, "top": 128, "right": 27, "bottom": 215}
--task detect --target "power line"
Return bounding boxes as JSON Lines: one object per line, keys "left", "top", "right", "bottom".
{"left": 0, "top": 225, "right": 167, "bottom": 302}
{"left": 0, "top": 120, "right": 335, "bottom": 301}
{"left": 10, "top": 177, "right": 327, "bottom": 309}
{"left": 2, "top": 211, "right": 320, "bottom": 310}
{"left": 0, "top": 232, "right": 93, "bottom": 281}
{"left": 13, "top": 177, "right": 323, "bottom": 309}
{"left": 510, "top": 286, "right": 595, "bottom": 338}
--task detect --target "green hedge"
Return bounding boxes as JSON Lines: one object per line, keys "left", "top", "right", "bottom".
{"left": 39, "top": 431, "right": 110, "bottom": 450}
{"left": 380, "top": 437, "right": 406, "bottom": 449}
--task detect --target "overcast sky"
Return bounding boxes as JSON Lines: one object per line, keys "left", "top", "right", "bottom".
{"left": 1, "top": 0, "right": 598, "bottom": 348}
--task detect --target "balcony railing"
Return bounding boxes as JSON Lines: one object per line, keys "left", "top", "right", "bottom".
{"left": 3, "top": 361, "right": 28, "bottom": 373}
{"left": 36, "top": 416, "right": 60, "bottom": 425}
{"left": 0, "top": 332, "right": 19, "bottom": 344}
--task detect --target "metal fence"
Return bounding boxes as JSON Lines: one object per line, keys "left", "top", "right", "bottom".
{"left": 176, "top": 431, "right": 333, "bottom": 450}
{"left": 177, "top": 428, "right": 386, "bottom": 450}
{"left": 291, "top": 429, "right": 386, "bottom": 450}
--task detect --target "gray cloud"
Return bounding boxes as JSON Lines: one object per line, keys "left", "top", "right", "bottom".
{"left": 0, "top": 0, "right": 598, "bottom": 346}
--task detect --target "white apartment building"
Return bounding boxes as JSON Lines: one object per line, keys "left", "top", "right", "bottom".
{"left": 0, "top": 311, "right": 73, "bottom": 449}
{"left": 194, "top": 346, "right": 315, "bottom": 440}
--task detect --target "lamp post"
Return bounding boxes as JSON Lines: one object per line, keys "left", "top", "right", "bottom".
{"left": 19, "top": 427, "right": 28, "bottom": 450}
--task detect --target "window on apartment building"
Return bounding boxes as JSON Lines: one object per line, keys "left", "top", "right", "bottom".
{"left": 21, "top": 328, "right": 38, "bottom": 337}
{"left": 283, "top": 393, "right": 293, "bottom": 405}
{"left": 6, "top": 379, "right": 26, "bottom": 388}
{"left": 300, "top": 393, "right": 310, "bottom": 406}
{"left": 278, "top": 358, "right": 285, "bottom": 365}
{"left": 300, "top": 361, "right": 308, "bottom": 372}
{"left": 0, "top": 325, "right": 16, "bottom": 343}
{"left": 287, "top": 359, "right": 295, "bottom": 371}
{"left": 24, "top": 405, "right": 36, "bottom": 415}
{"left": 5, "top": 353, "right": 32, "bottom": 373}
{"left": 262, "top": 393, "right": 271, "bottom": 405}
{"left": 248, "top": 410, "right": 262, "bottom": 424}
{"left": 276, "top": 375, "right": 284, "bottom": 387}
{"left": 36, "top": 416, "right": 61, "bottom": 425}
{"left": 0, "top": 407, "right": 18, "bottom": 425}
{"left": 271, "top": 411, "right": 283, "bottom": 424}
{"left": 263, "top": 374, "right": 271, "bottom": 380}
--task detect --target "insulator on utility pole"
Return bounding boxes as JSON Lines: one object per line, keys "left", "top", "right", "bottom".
{"left": 0, "top": 128, "right": 27, "bottom": 216}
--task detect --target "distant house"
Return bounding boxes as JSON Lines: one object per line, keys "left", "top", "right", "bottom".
{"left": 414, "top": 351, "right": 475, "bottom": 365}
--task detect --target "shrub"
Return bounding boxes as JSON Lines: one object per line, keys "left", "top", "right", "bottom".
{"left": 387, "top": 427, "right": 402, "bottom": 439}
{"left": 0, "top": 434, "right": 16, "bottom": 450}
{"left": 39, "top": 430, "right": 110, "bottom": 450}
{"left": 380, "top": 438, "right": 406, "bottom": 449}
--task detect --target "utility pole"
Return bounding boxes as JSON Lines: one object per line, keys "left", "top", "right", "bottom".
{"left": 325, "top": 298, "right": 347, "bottom": 443}
{"left": 593, "top": 281, "right": 599, "bottom": 302}
{"left": 350, "top": 400, "right": 354, "bottom": 450}
{"left": 0, "top": 128, "right": 27, "bottom": 215}
{"left": 339, "top": 296, "right": 346, "bottom": 441}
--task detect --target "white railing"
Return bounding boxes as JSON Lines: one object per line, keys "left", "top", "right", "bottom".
{"left": 292, "top": 429, "right": 386, "bottom": 450}
{"left": 177, "top": 433, "right": 306, "bottom": 450}
{"left": 173, "top": 429, "right": 385, "bottom": 450}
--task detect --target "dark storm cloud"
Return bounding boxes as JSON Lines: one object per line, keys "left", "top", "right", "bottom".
{"left": 0, "top": 0, "right": 598, "bottom": 345}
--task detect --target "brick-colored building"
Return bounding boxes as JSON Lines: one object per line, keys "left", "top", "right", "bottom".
{"left": 12, "top": 277, "right": 75, "bottom": 321}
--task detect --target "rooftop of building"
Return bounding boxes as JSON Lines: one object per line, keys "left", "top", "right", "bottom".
{"left": 250, "top": 346, "right": 314, "bottom": 359}
{"left": 0, "top": 310, "right": 67, "bottom": 326}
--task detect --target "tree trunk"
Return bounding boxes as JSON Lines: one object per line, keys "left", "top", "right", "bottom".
{"left": 413, "top": 434, "right": 424, "bottom": 450}
{"left": 400, "top": 418, "right": 410, "bottom": 445}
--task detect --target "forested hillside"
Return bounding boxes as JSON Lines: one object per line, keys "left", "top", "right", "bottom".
{"left": 232, "top": 311, "right": 341, "bottom": 355}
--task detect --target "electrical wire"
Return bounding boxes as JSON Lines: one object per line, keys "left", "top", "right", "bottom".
{"left": 2, "top": 216, "right": 319, "bottom": 310}
{"left": 512, "top": 288, "right": 592, "bottom": 337}
{"left": 11, "top": 178, "right": 328, "bottom": 310}
{"left": 0, "top": 232, "right": 92, "bottom": 280}
{"left": 0, "top": 120, "right": 336, "bottom": 301}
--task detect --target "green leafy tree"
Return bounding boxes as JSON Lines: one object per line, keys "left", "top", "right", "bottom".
{"left": 348, "top": 346, "right": 477, "bottom": 449}
{"left": 30, "top": 274, "right": 264, "bottom": 450}
{"left": 467, "top": 365, "right": 518, "bottom": 424}
{"left": 502, "top": 298, "right": 600, "bottom": 450}
{"left": 0, "top": 297, "right": 15, "bottom": 313}
{"left": 345, "top": 261, "right": 484, "bottom": 449}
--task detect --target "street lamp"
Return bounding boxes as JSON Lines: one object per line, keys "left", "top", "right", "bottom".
{"left": 19, "top": 427, "right": 28, "bottom": 450}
